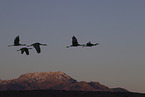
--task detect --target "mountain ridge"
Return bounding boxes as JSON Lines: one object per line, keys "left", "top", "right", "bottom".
{"left": 0, "top": 71, "right": 128, "bottom": 92}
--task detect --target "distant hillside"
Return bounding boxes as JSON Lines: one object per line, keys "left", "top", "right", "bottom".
{"left": 0, "top": 71, "right": 128, "bottom": 92}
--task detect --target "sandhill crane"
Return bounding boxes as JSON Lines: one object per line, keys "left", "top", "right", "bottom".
{"left": 17, "top": 47, "right": 32, "bottom": 55}
{"left": 66, "top": 36, "right": 84, "bottom": 48}
{"left": 28, "top": 42, "right": 47, "bottom": 53}
{"left": 83, "top": 41, "right": 99, "bottom": 47}
{"left": 8, "top": 36, "right": 26, "bottom": 47}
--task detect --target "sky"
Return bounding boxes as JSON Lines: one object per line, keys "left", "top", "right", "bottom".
{"left": 0, "top": 0, "right": 145, "bottom": 93}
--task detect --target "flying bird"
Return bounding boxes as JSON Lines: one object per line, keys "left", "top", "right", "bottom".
{"left": 17, "top": 47, "right": 32, "bottom": 55}
{"left": 28, "top": 42, "right": 47, "bottom": 53}
{"left": 8, "top": 36, "right": 26, "bottom": 47}
{"left": 66, "top": 36, "right": 84, "bottom": 48}
{"left": 83, "top": 41, "right": 99, "bottom": 47}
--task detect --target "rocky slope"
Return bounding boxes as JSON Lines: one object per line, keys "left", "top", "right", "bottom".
{"left": 0, "top": 71, "right": 128, "bottom": 92}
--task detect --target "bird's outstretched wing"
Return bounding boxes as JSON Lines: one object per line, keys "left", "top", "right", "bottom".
{"left": 24, "top": 48, "right": 29, "bottom": 55}
{"left": 14, "top": 36, "right": 20, "bottom": 45}
{"left": 21, "top": 49, "right": 24, "bottom": 54}
{"left": 18, "top": 48, "right": 30, "bottom": 55}
{"left": 33, "top": 44, "right": 41, "bottom": 53}
{"left": 72, "top": 36, "right": 78, "bottom": 45}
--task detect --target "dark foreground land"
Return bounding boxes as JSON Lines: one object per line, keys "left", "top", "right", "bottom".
{"left": 0, "top": 90, "right": 145, "bottom": 97}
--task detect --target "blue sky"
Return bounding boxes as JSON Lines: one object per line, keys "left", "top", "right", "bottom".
{"left": 0, "top": 0, "right": 145, "bottom": 93}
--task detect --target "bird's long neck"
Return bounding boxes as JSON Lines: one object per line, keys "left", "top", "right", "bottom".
{"left": 66, "top": 46, "right": 71, "bottom": 48}
{"left": 41, "top": 44, "right": 47, "bottom": 46}
{"left": 8, "top": 44, "right": 16, "bottom": 47}
{"left": 8, "top": 45, "right": 13, "bottom": 47}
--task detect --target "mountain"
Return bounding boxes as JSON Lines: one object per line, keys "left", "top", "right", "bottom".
{"left": 62, "top": 81, "right": 111, "bottom": 91}
{"left": 0, "top": 71, "right": 128, "bottom": 92}
{"left": 111, "top": 87, "right": 129, "bottom": 92}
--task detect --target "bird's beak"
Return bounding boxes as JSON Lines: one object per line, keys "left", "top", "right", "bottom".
{"left": 42, "top": 44, "right": 47, "bottom": 46}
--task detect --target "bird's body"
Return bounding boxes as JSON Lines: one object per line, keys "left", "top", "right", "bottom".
{"left": 83, "top": 41, "right": 99, "bottom": 47}
{"left": 8, "top": 36, "right": 26, "bottom": 47}
{"left": 67, "top": 36, "right": 84, "bottom": 48}
{"left": 17, "top": 47, "right": 32, "bottom": 55}
{"left": 28, "top": 42, "right": 47, "bottom": 53}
